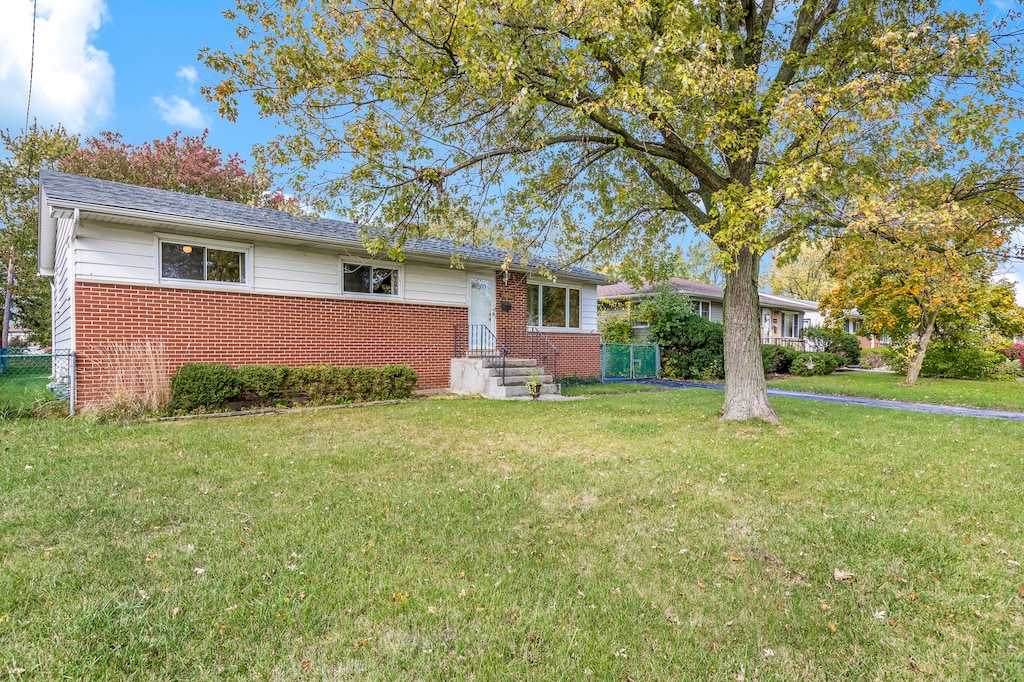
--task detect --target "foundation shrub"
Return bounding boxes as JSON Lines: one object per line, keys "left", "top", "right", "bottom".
{"left": 789, "top": 351, "right": 842, "bottom": 376}
{"left": 236, "top": 365, "right": 290, "bottom": 405}
{"left": 761, "top": 344, "right": 800, "bottom": 374}
{"left": 169, "top": 363, "right": 241, "bottom": 413}
{"left": 170, "top": 363, "right": 419, "bottom": 413}
{"left": 804, "top": 327, "right": 861, "bottom": 366}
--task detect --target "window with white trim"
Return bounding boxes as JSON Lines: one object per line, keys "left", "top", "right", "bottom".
{"left": 342, "top": 262, "right": 399, "bottom": 296}
{"left": 695, "top": 300, "right": 712, "bottom": 319}
{"left": 160, "top": 240, "right": 247, "bottom": 284}
{"left": 845, "top": 318, "right": 863, "bottom": 335}
{"left": 527, "top": 283, "right": 581, "bottom": 329}
{"left": 781, "top": 312, "right": 801, "bottom": 338}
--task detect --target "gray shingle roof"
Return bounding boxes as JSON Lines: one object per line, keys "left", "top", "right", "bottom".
{"left": 598, "top": 277, "right": 819, "bottom": 311}
{"left": 40, "top": 169, "right": 604, "bottom": 281}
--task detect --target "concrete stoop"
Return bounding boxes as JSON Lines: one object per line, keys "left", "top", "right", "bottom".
{"left": 450, "top": 357, "right": 561, "bottom": 399}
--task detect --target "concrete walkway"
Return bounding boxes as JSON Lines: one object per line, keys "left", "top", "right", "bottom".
{"left": 609, "top": 378, "right": 1024, "bottom": 422}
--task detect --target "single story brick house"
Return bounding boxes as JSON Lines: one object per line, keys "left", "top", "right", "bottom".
{"left": 37, "top": 170, "right": 604, "bottom": 406}
{"left": 598, "top": 277, "right": 819, "bottom": 349}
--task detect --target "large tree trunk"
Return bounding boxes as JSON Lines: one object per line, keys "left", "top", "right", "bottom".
{"left": 721, "top": 246, "right": 778, "bottom": 423}
{"left": 904, "top": 310, "right": 938, "bottom": 386}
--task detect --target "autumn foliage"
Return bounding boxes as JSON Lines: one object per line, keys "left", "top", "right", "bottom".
{"left": 61, "top": 130, "right": 297, "bottom": 212}
{"left": 822, "top": 185, "right": 1024, "bottom": 385}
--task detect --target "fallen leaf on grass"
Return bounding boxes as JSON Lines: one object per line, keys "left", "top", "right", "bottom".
{"left": 833, "top": 569, "right": 854, "bottom": 582}
{"left": 828, "top": 621, "right": 837, "bottom": 632}
{"left": 729, "top": 554, "right": 743, "bottom": 562}
{"left": 301, "top": 659, "right": 312, "bottom": 674}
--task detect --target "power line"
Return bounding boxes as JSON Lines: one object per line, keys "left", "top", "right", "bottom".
{"left": 25, "top": 0, "right": 38, "bottom": 130}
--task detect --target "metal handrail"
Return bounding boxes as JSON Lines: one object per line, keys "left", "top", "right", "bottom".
{"left": 499, "top": 328, "right": 558, "bottom": 381}
{"left": 453, "top": 325, "right": 509, "bottom": 385}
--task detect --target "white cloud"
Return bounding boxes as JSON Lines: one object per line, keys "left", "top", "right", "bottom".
{"left": 0, "top": 0, "right": 113, "bottom": 133}
{"left": 176, "top": 66, "right": 198, "bottom": 84}
{"left": 152, "top": 95, "right": 207, "bottom": 129}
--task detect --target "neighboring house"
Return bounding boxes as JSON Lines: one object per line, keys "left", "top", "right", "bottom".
{"left": 597, "top": 278, "right": 817, "bottom": 349}
{"left": 37, "top": 170, "right": 604, "bottom": 406}
{"left": 3, "top": 326, "right": 31, "bottom": 347}
{"left": 806, "top": 308, "right": 890, "bottom": 349}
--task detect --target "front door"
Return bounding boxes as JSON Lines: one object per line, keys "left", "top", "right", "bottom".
{"left": 468, "top": 276, "right": 495, "bottom": 350}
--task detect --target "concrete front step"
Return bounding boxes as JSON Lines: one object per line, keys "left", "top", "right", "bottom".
{"left": 498, "top": 374, "right": 554, "bottom": 387}
{"left": 487, "top": 366, "right": 548, "bottom": 378}
{"left": 481, "top": 357, "right": 538, "bottom": 369}
{"left": 450, "top": 357, "right": 560, "bottom": 400}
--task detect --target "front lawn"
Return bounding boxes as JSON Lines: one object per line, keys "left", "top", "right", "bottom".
{"left": 769, "top": 370, "right": 1024, "bottom": 412}
{"left": 0, "top": 364, "right": 54, "bottom": 416}
{"left": 2, "top": 391, "right": 1023, "bottom": 679}
{"left": 560, "top": 381, "right": 665, "bottom": 396}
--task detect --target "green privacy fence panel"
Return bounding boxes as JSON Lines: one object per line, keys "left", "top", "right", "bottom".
{"left": 601, "top": 344, "right": 659, "bottom": 380}
{"left": 602, "top": 344, "right": 632, "bottom": 378}
{"left": 632, "top": 344, "right": 659, "bottom": 378}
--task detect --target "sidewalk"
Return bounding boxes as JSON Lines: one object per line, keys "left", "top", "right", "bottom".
{"left": 612, "top": 378, "right": 1024, "bottom": 422}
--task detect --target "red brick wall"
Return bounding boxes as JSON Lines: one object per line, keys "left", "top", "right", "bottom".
{"left": 496, "top": 271, "right": 529, "bottom": 330}
{"left": 73, "top": 282, "right": 466, "bottom": 405}
{"left": 544, "top": 332, "right": 602, "bottom": 379}
{"left": 494, "top": 271, "right": 601, "bottom": 379}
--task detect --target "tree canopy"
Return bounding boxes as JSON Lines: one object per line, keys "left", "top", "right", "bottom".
{"left": 203, "top": 0, "right": 1024, "bottom": 421}
{"left": 61, "top": 130, "right": 296, "bottom": 211}
{"left": 821, "top": 177, "right": 1024, "bottom": 385}
{"left": 1, "top": 124, "right": 79, "bottom": 345}
{"left": 764, "top": 243, "right": 833, "bottom": 302}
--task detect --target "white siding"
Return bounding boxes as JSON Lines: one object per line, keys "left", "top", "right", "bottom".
{"left": 66, "top": 219, "right": 598, "bottom": 321}
{"left": 404, "top": 263, "right": 467, "bottom": 306}
{"left": 580, "top": 284, "right": 599, "bottom": 333}
{"left": 69, "top": 219, "right": 476, "bottom": 308}
{"left": 253, "top": 245, "right": 339, "bottom": 296}
{"left": 51, "top": 216, "right": 77, "bottom": 350}
{"left": 75, "top": 220, "right": 155, "bottom": 283}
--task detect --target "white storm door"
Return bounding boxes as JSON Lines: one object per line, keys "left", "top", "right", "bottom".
{"left": 468, "top": 276, "right": 496, "bottom": 350}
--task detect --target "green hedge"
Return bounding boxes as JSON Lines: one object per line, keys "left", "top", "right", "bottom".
{"left": 170, "top": 363, "right": 418, "bottom": 414}
{"left": 789, "top": 352, "right": 842, "bottom": 376}
{"left": 804, "top": 327, "right": 861, "bottom": 366}
{"left": 170, "top": 364, "right": 241, "bottom": 413}
{"left": 761, "top": 344, "right": 800, "bottom": 374}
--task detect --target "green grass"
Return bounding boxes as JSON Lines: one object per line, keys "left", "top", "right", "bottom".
{"left": 560, "top": 381, "right": 665, "bottom": 396}
{"left": 2, "top": 391, "right": 1023, "bottom": 679}
{"left": 768, "top": 371, "right": 1024, "bottom": 412}
{"left": 0, "top": 365, "right": 55, "bottom": 416}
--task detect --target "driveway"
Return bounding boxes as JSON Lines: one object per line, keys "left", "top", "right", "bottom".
{"left": 610, "top": 378, "right": 1024, "bottom": 423}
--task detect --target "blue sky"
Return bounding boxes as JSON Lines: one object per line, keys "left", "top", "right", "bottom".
{"left": 0, "top": 0, "right": 266, "bottom": 164}
{"left": 1, "top": 0, "right": 1022, "bottom": 301}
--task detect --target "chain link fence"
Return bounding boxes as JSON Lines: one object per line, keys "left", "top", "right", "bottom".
{"left": 0, "top": 348, "right": 76, "bottom": 417}
{"left": 601, "top": 343, "right": 660, "bottom": 380}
